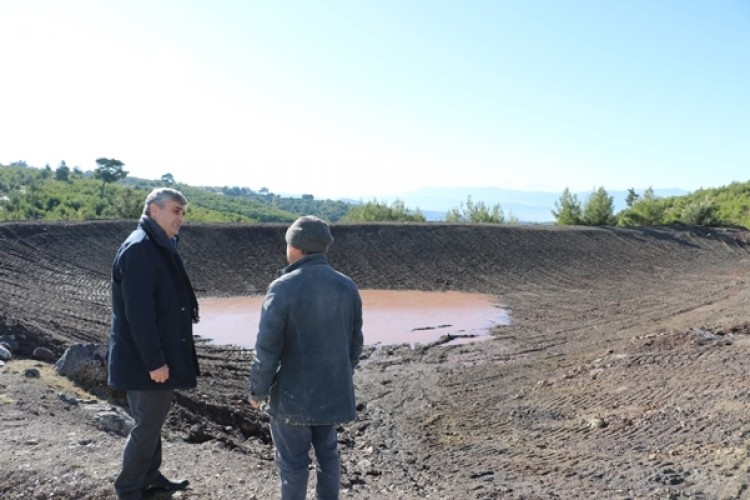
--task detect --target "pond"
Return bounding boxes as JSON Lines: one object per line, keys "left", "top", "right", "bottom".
{"left": 194, "top": 290, "right": 509, "bottom": 348}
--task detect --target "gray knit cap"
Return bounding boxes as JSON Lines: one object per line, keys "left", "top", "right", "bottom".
{"left": 285, "top": 215, "right": 334, "bottom": 253}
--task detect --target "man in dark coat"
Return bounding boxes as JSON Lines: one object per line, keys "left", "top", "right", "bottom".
{"left": 250, "top": 215, "right": 364, "bottom": 500}
{"left": 108, "top": 188, "right": 200, "bottom": 500}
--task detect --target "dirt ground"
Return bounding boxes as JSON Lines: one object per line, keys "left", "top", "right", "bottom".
{"left": 2, "top": 221, "right": 750, "bottom": 499}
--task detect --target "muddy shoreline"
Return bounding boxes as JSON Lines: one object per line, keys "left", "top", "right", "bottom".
{"left": 2, "top": 221, "right": 750, "bottom": 498}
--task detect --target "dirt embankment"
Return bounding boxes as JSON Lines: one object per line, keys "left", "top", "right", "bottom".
{"left": 2, "top": 221, "right": 750, "bottom": 498}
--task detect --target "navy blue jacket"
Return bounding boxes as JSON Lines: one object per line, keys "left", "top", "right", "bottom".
{"left": 108, "top": 216, "right": 200, "bottom": 391}
{"left": 251, "top": 253, "right": 364, "bottom": 425}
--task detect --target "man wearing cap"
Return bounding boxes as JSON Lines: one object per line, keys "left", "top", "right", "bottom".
{"left": 250, "top": 215, "right": 364, "bottom": 500}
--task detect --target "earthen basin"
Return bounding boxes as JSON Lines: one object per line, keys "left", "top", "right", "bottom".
{"left": 195, "top": 290, "right": 509, "bottom": 348}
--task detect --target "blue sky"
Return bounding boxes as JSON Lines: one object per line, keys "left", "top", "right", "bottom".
{"left": 1, "top": 0, "right": 748, "bottom": 200}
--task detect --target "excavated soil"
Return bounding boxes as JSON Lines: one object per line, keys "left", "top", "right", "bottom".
{"left": 2, "top": 221, "right": 750, "bottom": 499}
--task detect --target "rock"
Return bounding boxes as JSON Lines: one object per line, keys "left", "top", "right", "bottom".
{"left": 91, "top": 409, "right": 134, "bottom": 437}
{"left": 33, "top": 346, "right": 57, "bottom": 362}
{"left": 185, "top": 423, "right": 216, "bottom": 444}
{"left": 59, "top": 393, "right": 80, "bottom": 406}
{"left": 54, "top": 343, "right": 108, "bottom": 387}
{"left": 588, "top": 416, "right": 607, "bottom": 429}
{"left": 24, "top": 367, "right": 41, "bottom": 378}
{"left": 358, "top": 459, "right": 373, "bottom": 470}
{"left": 0, "top": 335, "right": 19, "bottom": 352}
{"left": 690, "top": 328, "right": 732, "bottom": 346}
{"left": 0, "top": 344, "right": 11, "bottom": 361}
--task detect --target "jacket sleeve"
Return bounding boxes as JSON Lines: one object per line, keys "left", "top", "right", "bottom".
{"left": 119, "top": 242, "right": 167, "bottom": 371}
{"left": 250, "top": 284, "right": 287, "bottom": 401}
{"left": 350, "top": 286, "right": 364, "bottom": 370}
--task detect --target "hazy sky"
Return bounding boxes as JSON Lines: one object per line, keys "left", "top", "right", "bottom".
{"left": 1, "top": 1, "right": 748, "bottom": 200}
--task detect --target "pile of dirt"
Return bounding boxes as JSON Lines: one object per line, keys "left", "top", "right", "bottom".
{"left": 2, "top": 221, "right": 750, "bottom": 498}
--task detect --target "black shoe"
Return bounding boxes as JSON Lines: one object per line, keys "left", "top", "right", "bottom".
{"left": 116, "top": 493, "right": 144, "bottom": 500}
{"left": 143, "top": 475, "right": 190, "bottom": 492}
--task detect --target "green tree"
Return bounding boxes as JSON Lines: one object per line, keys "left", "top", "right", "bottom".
{"left": 582, "top": 186, "right": 616, "bottom": 226}
{"left": 94, "top": 157, "right": 128, "bottom": 198}
{"left": 680, "top": 196, "right": 717, "bottom": 226}
{"left": 342, "top": 198, "right": 425, "bottom": 222}
{"left": 625, "top": 188, "right": 640, "bottom": 207}
{"left": 113, "top": 189, "right": 145, "bottom": 219}
{"left": 161, "top": 173, "right": 176, "bottom": 186}
{"left": 55, "top": 161, "right": 71, "bottom": 182}
{"left": 552, "top": 188, "right": 582, "bottom": 225}
{"left": 618, "top": 187, "right": 667, "bottom": 227}
{"left": 445, "top": 195, "right": 508, "bottom": 223}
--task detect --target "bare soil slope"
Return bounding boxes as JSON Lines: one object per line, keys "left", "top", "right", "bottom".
{"left": 2, "top": 221, "right": 750, "bottom": 499}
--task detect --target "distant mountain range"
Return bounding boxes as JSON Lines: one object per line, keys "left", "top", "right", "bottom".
{"left": 372, "top": 187, "right": 690, "bottom": 223}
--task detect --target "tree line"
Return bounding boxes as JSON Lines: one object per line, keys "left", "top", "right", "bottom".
{"left": 553, "top": 184, "right": 750, "bottom": 229}
{"left": 0, "top": 161, "right": 299, "bottom": 223}
{"left": 1, "top": 161, "right": 748, "bottom": 228}
{"left": 0, "top": 161, "right": 511, "bottom": 224}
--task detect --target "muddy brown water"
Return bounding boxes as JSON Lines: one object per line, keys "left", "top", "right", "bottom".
{"left": 194, "top": 290, "right": 509, "bottom": 348}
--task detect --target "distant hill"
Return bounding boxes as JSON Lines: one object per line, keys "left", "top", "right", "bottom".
{"left": 379, "top": 187, "right": 690, "bottom": 222}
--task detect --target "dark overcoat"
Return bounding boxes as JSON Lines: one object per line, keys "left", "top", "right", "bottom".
{"left": 108, "top": 216, "right": 200, "bottom": 390}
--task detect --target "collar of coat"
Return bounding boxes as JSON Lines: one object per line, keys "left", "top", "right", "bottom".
{"left": 138, "top": 216, "right": 178, "bottom": 252}
{"left": 138, "top": 215, "right": 200, "bottom": 324}
{"left": 281, "top": 253, "right": 329, "bottom": 276}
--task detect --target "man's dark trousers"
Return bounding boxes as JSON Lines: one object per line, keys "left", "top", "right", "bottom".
{"left": 115, "top": 389, "right": 174, "bottom": 498}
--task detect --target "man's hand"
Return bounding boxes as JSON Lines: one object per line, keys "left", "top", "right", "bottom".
{"left": 149, "top": 364, "right": 170, "bottom": 383}
{"left": 249, "top": 399, "right": 263, "bottom": 410}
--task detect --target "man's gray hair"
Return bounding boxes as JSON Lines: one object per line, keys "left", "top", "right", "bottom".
{"left": 143, "top": 188, "right": 188, "bottom": 216}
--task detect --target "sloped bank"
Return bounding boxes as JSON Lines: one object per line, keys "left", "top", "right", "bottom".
{"left": 2, "top": 221, "right": 748, "bottom": 435}
{"left": 2, "top": 221, "right": 748, "bottom": 356}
